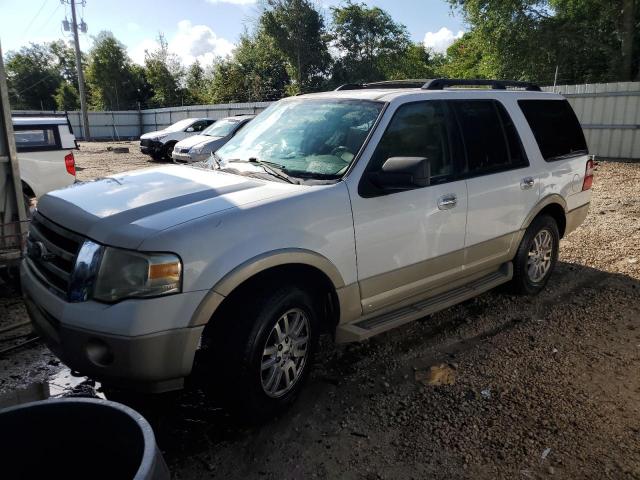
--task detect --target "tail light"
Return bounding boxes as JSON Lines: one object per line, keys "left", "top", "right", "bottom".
{"left": 582, "top": 156, "right": 595, "bottom": 191}
{"left": 65, "top": 152, "right": 76, "bottom": 176}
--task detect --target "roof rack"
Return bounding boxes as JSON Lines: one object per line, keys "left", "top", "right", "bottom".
{"left": 335, "top": 80, "right": 429, "bottom": 91}
{"left": 423, "top": 78, "right": 541, "bottom": 91}
{"left": 335, "top": 78, "right": 541, "bottom": 92}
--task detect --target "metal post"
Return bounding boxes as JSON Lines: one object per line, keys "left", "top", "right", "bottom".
{"left": 70, "top": 0, "right": 90, "bottom": 140}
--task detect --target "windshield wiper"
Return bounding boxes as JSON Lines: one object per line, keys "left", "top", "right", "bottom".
{"left": 246, "top": 157, "right": 298, "bottom": 184}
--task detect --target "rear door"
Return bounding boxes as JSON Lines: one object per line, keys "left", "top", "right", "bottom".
{"left": 450, "top": 99, "right": 539, "bottom": 273}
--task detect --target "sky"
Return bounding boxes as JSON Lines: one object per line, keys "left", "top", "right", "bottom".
{"left": 0, "top": 0, "right": 466, "bottom": 66}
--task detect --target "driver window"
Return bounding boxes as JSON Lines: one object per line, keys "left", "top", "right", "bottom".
{"left": 368, "top": 101, "right": 453, "bottom": 184}
{"left": 191, "top": 121, "right": 207, "bottom": 132}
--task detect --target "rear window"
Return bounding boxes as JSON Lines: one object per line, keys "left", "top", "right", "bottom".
{"left": 13, "top": 126, "right": 60, "bottom": 152}
{"left": 518, "top": 100, "right": 587, "bottom": 161}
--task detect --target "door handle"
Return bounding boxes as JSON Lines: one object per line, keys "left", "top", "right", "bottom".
{"left": 437, "top": 194, "right": 457, "bottom": 210}
{"left": 520, "top": 177, "right": 535, "bottom": 190}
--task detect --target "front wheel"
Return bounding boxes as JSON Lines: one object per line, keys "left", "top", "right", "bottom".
{"left": 203, "top": 285, "right": 320, "bottom": 419}
{"left": 510, "top": 215, "right": 560, "bottom": 295}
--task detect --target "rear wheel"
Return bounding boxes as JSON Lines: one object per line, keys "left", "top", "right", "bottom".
{"left": 201, "top": 285, "right": 320, "bottom": 420}
{"left": 161, "top": 142, "right": 176, "bottom": 161}
{"left": 510, "top": 214, "right": 560, "bottom": 295}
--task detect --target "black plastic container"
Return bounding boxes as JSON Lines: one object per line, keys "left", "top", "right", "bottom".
{"left": 0, "top": 397, "right": 169, "bottom": 480}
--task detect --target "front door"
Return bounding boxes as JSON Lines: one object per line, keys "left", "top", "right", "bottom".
{"left": 348, "top": 100, "right": 468, "bottom": 313}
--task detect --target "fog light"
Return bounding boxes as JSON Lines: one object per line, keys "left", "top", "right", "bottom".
{"left": 86, "top": 338, "right": 114, "bottom": 367}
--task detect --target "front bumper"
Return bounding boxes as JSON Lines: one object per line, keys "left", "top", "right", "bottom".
{"left": 139, "top": 139, "right": 163, "bottom": 156}
{"left": 172, "top": 151, "right": 208, "bottom": 163}
{"left": 21, "top": 260, "right": 205, "bottom": 393}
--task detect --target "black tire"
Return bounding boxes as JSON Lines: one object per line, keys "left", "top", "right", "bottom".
{"left": 202, "top": 285, "right": 320, "bottom": 420}
{"left": 161, "top": 142, "right": 176, "bottom": 161}
{"left": 510, "top": 214, "right": 560, "bottom": 295}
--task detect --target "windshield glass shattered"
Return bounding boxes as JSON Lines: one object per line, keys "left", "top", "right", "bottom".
{"left": 215, "top": 98, "right": 384, "bottom": 179}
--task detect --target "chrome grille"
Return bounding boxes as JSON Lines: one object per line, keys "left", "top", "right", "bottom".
{"left": 26, "top": 213, "right": 84, "bottom": 298}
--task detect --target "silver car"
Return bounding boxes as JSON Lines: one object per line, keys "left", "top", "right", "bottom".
{"left": 171, "top": 115, "right": 255, "bottom": 163}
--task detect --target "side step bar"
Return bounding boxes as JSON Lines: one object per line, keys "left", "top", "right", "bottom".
{"left": 335, "top": 263, "right": 513, "bottom": 343}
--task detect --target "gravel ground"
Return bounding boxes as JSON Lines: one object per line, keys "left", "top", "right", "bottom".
{"left": 1, "top": 142, "right": 639, "bottom": 479}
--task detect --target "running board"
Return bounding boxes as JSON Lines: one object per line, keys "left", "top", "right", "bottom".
{"left": 335, "top": 263, "right": 513, "bottom": 343}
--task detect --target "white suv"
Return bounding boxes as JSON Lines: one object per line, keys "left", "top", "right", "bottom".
{"left": 139, "top": 117, "right": 215, "bottom": 161}
{"left": 22, "top": 79, "right": 592, "bottom": 418}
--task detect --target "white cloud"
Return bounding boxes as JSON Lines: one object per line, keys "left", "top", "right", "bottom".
{"left": 129, "top": 38, "right": 159, "bottom": 65}
{"left": 423, "top": 27, "right": 464, "bottom": 55}
{"left": 129, "top": 20, "right": 235, "bottom": 66}
{"left": 206, "top": 0, "right": 256, "bottom": 4}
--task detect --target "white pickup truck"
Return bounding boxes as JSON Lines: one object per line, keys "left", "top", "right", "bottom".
{"left": 12, "top": 116, "right": 77, "bottom": 203}
{"left": 22, "top": 79, "right": 593, "bottom": 419}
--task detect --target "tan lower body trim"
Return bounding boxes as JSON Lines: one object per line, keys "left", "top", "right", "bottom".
{"left": 565, "top": 203, "right": 590, "bottom": 236}
{"left": 358, "top": 232, "right": 519, "bottom": 314}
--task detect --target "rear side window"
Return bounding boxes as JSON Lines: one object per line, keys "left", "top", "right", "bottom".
{"left": 451, "top": 100, "right": 528, "bottom": 177}
{"left": 13, "top": 126, "right": 60, "bottom": 152}
{"left": 518, "top": 100, "right": 587, "bottom": 161}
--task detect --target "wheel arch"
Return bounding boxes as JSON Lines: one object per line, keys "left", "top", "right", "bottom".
{"left": 521, "top": 195, "right": 567, "bottom": 238}
{"left": 21, "top": 180, "right": 36, "bottom": 199}
{"left": 190, "top": 249, "right": 346, "bottom": 333}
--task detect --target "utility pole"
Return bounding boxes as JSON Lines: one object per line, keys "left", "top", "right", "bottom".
{"left": 69, "top": 0, "right": 90, "bottom": 140}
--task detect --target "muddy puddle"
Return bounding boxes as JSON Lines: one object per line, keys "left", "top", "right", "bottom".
{"left": 0, "top": 368, "right": 105, "bottom": 408}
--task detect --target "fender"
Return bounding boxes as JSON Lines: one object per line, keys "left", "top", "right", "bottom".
{"left": 189, "top": 248, "right": 347, "bottom": 326}
{"left": 520, "top": 194, "right": 568, "bottom": 231}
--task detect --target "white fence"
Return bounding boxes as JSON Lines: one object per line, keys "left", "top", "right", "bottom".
{"left": 13, "top": 83, "right": 640, "bottom": 159}
{"left": 13, "top": 101, "right": 272, "bottom": 141}
{"left": 543, "top": 82, "right": 640, "bottom": 159}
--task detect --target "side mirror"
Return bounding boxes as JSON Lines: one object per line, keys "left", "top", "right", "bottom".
{"left": 185, "top": 127, "right": 195, "bottom": 132}
{"left": 369, "top": 157, "right": 430, "bottom": 191}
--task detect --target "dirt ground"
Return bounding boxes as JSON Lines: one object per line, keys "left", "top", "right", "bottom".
{"left": 1, "top": 141, "right": 639, "bottom": 479}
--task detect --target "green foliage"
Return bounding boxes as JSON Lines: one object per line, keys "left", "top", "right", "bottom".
{"left": 5, "top": 43, "right": 62, "bottom": 110}
{"left": 184, "top": 61, "right": 207, "bottom": 105}
{"left": 144, "top": 34, "right": 186, "bottom": 108}
{"left": 207, "top": 31, "right": 290, "bottom": 103}
{"left": 54, "top": 82, "right": 80, "bottom": 110}
{"left": 86, "top": 31, "right": 149, "bottom": 109}
{"left": 447, "top": 0, "right": 639, "bottom": 83}
{"left": 329, "top": 1, "right": 411, "bottom": 83}
{"left": 261, "top": 0, "right": 331, "bottom": 94}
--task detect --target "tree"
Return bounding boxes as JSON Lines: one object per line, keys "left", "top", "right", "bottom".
{"left": 86, "top": 31, "right": 149, "bottom": 109}
{"left": 208, "top": 31, "right": 290, "bottom": 103}
{"left": 261, "top": 0, "right": 331, "bottom": 94}
{"left": 144, "top": 34, "right": 185, "bottom": 107}
{"left": 5, "top": 43, "right": 62, "bottom": 110}
{"left": 185, "top": 60, "right": 207, "bottom": 105}
{"left": 387, "top": 43, "right": 446, "bottom": 80}
{"left": 447, "top": 0, "right": 639, "bottom": 83}
{"left": 54, "top": 82, "right": 80, "bottom": 110}
{"left": 329, "top": 1, "right": 411, "bottom": 83}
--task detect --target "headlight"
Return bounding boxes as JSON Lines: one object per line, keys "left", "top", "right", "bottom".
{"left": 154, "top": 134, "right": 168, "bottom": 142}
{"left": 191, "top": 146, "right": 206, "bottom": 155}
{"left": 92, "top": 247, "right": 182, "bottom": 302}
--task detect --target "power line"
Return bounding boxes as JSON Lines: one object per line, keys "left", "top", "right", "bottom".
{"left": 24, "top": 0, "right": 49, "bottom": 35}
{"left": 34, "top": 2, "right": 62, "bottom": 34}
{"left": 15, "top": 71, "right": 59, "bottom": 95}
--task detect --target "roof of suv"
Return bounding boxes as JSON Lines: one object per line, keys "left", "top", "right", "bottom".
{"left": 300, "top": 87, "right": 562, "bottom": 102}
{"left": 297, "top": 78, "right": 562, "bottom": 102}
